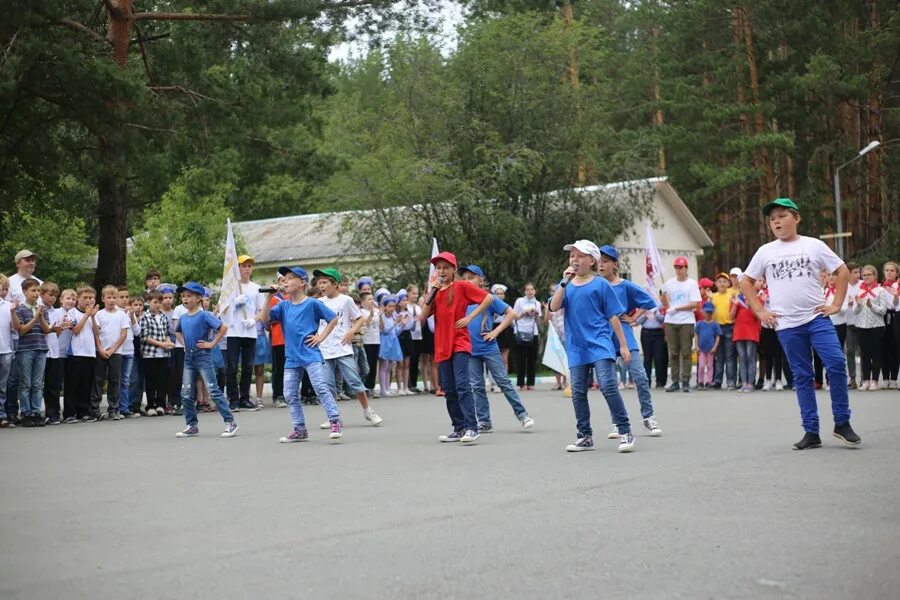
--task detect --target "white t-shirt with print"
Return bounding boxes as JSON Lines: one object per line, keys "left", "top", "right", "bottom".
{"left": 317, "top": 293, "right": 361, "bottom": 359}
{"left": 662, "top": 278, "right": 701, "bottom": 325}
{"left": 513, "top": 297, "right": 542, "bottom": 335}
{"left": 744, "top": 235, "right": 844, "bottom": 331}
{"left": 118, "top": 309, "right": 141, "bottom": 356}
{"left": 845, "top": 281, "right": 861, "bottom": 326}
{"left": 361, "top": 307, "right": 381, "bottom": 345}
{"left": 94, "top": 308, "right": 130, "bottom": 354}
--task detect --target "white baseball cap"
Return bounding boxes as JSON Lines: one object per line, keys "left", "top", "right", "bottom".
{"left": 563, "top": 240, "right": 601, "bottom": 260}
{"left": 729, "top": 267, "right": 743, "bottom": 277}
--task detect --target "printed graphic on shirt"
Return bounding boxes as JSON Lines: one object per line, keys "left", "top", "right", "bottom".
{"left": 768, "top": 253, "right": 816, "bottom": 282}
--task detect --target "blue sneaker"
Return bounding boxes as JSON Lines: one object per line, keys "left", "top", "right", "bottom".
{"left": 566, "top": 435, "right": 594, "bottom": 452}
{"left": 477, "top": 422, "right": 494, "bottom": 433}
{"left": 439, "top": 430, "right": 464, "bottom": 443}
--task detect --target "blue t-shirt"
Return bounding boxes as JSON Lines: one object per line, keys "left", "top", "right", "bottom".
{"left": 466, "top": 295, "right": 510, "bottom": 357}
{"left": 694, "top": 320, "right": 722, "bottom": 353}
{"left": 560, "top": 276, "right": 625, "bottom": 367}
{"left": 609, "top": 279, "right": 658, "bottom": 352}
{"left": 269, "top": 297, "right": 337, "bottom": 368}
{"left": 176, "top": 310, "right": 223, "bottom": 350}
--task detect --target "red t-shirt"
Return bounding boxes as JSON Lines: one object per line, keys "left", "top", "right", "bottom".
{"left": 432, "top": 280, "right": 488, "bottom": 363}
{"left": 732, "top": 303, "right": 760, "bottom": 343}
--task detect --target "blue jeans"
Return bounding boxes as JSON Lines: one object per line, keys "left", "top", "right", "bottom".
{"left": 438, "top": 352, "right": 478, "bottom": 432}
{"left": 570, "top": 358, "right": 630, "bottom": 437}
{"left": 118, "top": 354, "right": 134, "bottom": 413}
{"left": 353, "top": 345, "right": 369, "bottom": 382}
{"left": 713, "top": 324, "right": 736, "bottom": 387}
{"left": 5, "top": 342, "right": 18, "bottom": 419}
{"left": 284, "top": 362, "right": 340, "bottom": 428}
{"left": 623, "top": 350, "right": 654, "bottom": 419}
{"left": 777, "top": 316, "right": 850, "bottom": 434}
{"left": 735, "top": 341, "right": 757, "bottom": 388}
{"left": 0, "top": 353, "right": 12, "bottom": 419}
{"left": 469, "top": 351, "right": 527, "bottom": 426}
{"left": 16, "top": 349, "right": 47, "bottom": 417}
{"left": 181, "top": 349, "right": 233, "bottom": 427}
{"left": 324, "top": 354, "right": 366, "bottom": 397}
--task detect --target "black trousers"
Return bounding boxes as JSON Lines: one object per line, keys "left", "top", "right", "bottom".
{"left": 271, "top": 345, "right": 285, "bottom": 399}
{"left": 364, "top": 344, "right": 380, "bottom": 390}
{"left": 859, "top": 326, "right": 885, "bottom": 381}
{"left": 64, "top": 356, "right": 95, "bottom": 419}
{"left": 144, "top": 357, "right": 169, "bottom": 410}
{"left": 43, "top": 357, "right": 65, "bottom": 420}
{"left": 226, "top": 337, "right": 256, "bottom": 405}
{"left": 92, "top": 354, "right": 122, "bottom": 416}
{"left": 167, "top": 348, "right": 184, "bottom": 408}
{"left": 760, "top": 327, "right": 785, "bottom": 382}
{"left": 408, "top": 339, "right": 422, "bottom": 389}
{"left": 515, "top": 338, "right": 538, "bottom": 387}
{"left": 640, "top": 328, "right": 668, "bottom": 386}
{"left": 882, "top": 312, "right": 899, "bottom": 381}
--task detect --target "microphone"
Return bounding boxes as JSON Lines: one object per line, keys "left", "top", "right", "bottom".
{"left": 258, "top": 286, "right": 281, "bottom": 294}
{"left": 424, "top": 277, "right": 444, "bottom": 305}
{"left": 559, "top": 271, "right": 577, "bottom": 288}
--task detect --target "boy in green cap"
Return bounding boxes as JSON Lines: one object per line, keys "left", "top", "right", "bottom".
{"left": 740, "top": 198, "right": 861, "bottom": 450}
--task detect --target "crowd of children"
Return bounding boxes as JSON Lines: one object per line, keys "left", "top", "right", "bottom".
{"left": 0, "top": 197, "right": 895, "bottom": 450}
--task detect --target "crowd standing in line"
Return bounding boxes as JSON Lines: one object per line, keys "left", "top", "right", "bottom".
{"left": 0, "top": 198, "right": 895, "bottom": 450}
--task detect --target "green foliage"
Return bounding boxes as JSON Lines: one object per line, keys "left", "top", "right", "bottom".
{"left": 126, "top": 168, "right": 241, "bottom": 291}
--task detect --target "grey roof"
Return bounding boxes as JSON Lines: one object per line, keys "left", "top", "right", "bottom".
{"left": 232, "top": 177, "right": 711, "bottom": 266}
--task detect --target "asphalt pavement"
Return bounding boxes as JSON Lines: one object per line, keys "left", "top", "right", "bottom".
{"left": 1, "top": 386, "right": 898, "bottom": 599}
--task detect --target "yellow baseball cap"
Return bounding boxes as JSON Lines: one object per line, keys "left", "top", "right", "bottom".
{"left": 237, "top": 255, "right": 254, "bottom": 265}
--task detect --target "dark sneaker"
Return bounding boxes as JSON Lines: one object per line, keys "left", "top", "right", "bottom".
{"left": 176, "top": 425, "right": 199, "bottom": 438}
{"left": 833, "top": 423, "right": 861, "bottom": 447}
{"left": 63, "top": 416, "right": 78, "bottom": 424}
{"left": 82, "top": 415, "right": 98, "bottom": 423}
{"left": 22, "top": 416, "right": 35, "bottom": 428}
{"left": 46, "top": 417, "right": 61, "bottom": 426}
{"left": 477, "top": 422, "right": 494, "bottom": 433}
{"left": 439, "top": 430, "right": 464, "bottom": 443}
{"left": 792, "top": 432, "right": 822, "bottom": 451}
{"left": 239, "top": 401, "right": 259, "bottom": 412}
{"left": 34, "top": 416, "right": 46, "bottom": 427}
{"left": 665, "top": 382, "right": 680, "bottom": 393}
{"left": 566, "top": 435, "right": 594, "bottom": 452}
{"left": 174, "top": 406, "right": 184, "bottom": 416}
{"left": 682, "top": 383, "right": 691, "bottom": 393}
{"left": 279, "top": 427, "right": 309, "bottom": 443}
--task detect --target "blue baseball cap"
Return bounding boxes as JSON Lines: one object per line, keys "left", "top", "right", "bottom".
{"left": 202, "top": 286, "right": 212, "bottom": 299}
{"left": 599, "top": 244, "right": 619, "bottom": 261}
{"left": 176, "top": 282, "right": 206, "bottom": 296}
{"left": 278, "top": 266, "right": 309, "bottom": 281}
{"left": 157, "top": 283, "right": 176, "bottom": 294}
{"left": 702, "top": 301, "right": 714, "bottom": 312}
{"left": 458, "top": 264, "right": 485, "bottom": 279}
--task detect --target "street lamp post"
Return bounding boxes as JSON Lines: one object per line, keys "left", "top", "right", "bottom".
{"left": 834, "top": 140, "right": 881, "bottom": 258}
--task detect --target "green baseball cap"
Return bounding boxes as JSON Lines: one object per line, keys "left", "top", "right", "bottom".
{"left": 762, "top": 197, "right": 799, "bottom": 216}
{"left": 312, "top": 267, "right": 342, "bottom": 283}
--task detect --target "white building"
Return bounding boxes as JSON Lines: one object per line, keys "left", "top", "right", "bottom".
{"left": 234, "top": 176, "right": 712, "bottom": 284}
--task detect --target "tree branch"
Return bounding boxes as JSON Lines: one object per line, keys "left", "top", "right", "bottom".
{"left": 131, "top": 12, "right": 250, "bottom": 22}
{"left": 125, "top": 122, "right": 178, "bottom": 134}
{"left": 49, "top": 17, "right": 110, "bottom": 45}
{"left": 132, "top": 22, "right": 155, "bottom": 85}
{"left": 148, "top": 85, "right": 220, "bottom": 104}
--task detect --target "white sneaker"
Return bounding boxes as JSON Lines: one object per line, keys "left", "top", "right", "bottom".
{"left": 879, "top": 380, "right": 890, "bottom": 390}
{"left": 762, "top": 379, "right": 772, "bottom": 392}
{"left": 320, "top": 420, "right": 334, "bottom": 429}
{"left": 607, "top": 424, "right": 620, "bottom": 439}
{"left": 617, "top": 432, "right": 635, "bottom": 453}
{"left": 642, "top": 416, "right": 662, "bottom": 437}
{"left": 220, "top": 421, "right": 239, "bottom": 438}
{"left": 775, "top": 381, "right": 784, "bottom": 391}
{"left": 460, "top": 429, "right": 480, "bottom": 444}
{"left": 891, "top": 380, "right": 899, "bottom": 390}
{"left": 364, "top": 408, "right": 383, "bottom": 426}
{"left": 519, "top": 415, "right": 535, "bottom": 430}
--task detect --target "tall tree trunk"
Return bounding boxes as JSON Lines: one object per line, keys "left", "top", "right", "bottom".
{"left": 559, "top": 1, "right": 588, "bottom": 185}
{"left": 864, "top": 0, "right": 884, "bottom": 255}
{"left": 651, "top": 25, "right": 666, "bottom": 173}
{"left": 739, "top": 4, "right": 776, "bottom": 205}
{"left": 95, "top": 176, "right": 128, "bottom": 288}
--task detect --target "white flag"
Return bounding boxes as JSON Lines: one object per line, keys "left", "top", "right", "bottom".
{"left": 644, "top": 222, "right": 665, "bottom": 298}
{"left": 429, "top": 237, "right": 439, "bottom": 280}
{"left": 219, "top": 219, "right": 241, "bottom": 313}
{"left": 541, "top": 324, "right": 569, "bottom": 379}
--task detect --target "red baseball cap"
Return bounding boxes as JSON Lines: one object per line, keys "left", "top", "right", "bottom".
{"left": 698, "top": 277, "right": 714, "bottom": 288}
{"left": 430, "top": 251, "right": 458, "bottom": 269}
{"left": 673, "top": 256, "right": 689, "bottom": 267}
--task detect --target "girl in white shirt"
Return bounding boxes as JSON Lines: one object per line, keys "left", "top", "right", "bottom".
{"left": 513, "top": 283, "right": 542, "bottom": 390}
{"left": 854, "top": 265, "right": 888, "bottom": 391}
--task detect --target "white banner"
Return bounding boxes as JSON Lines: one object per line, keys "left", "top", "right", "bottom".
{"left": 219, "top": 218, "right": 241, "bottom": 314}
{"left": 644, "top": 222, "right": 665, "bottom": 298}
{"left": 541, "top": 324, "right": 569, "bottom": 379}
